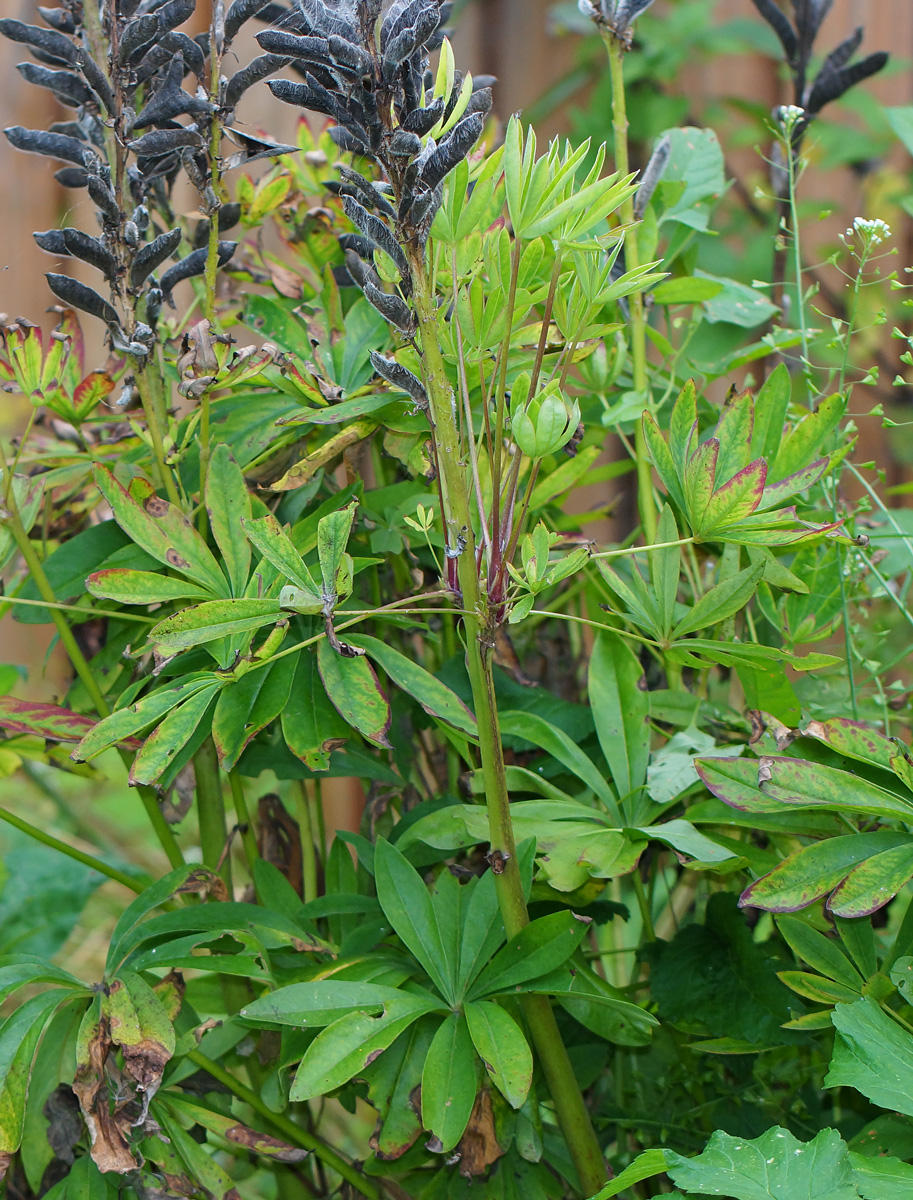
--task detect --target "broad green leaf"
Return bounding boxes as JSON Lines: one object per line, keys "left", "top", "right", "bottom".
{"left": 740, "top": 833, "right": 912, "bottom": 913}
{"left": 457, "top": 869, "right": 505, "bottom": 997}
{"left": 420, "top": 1011, "right": 477, "bottom": 1152}
{"left": 698, "top": 273, "right": 778, "bottom": 328}
{"left": 240, "top": 980, "right": 432, "bottom": 1028}
{"left": 671, "top": 563, "right": 763, "bottom": 638}
{"left": 86, "top": 568, "right": 212, "bottom": 606}
{"left": 93, "top": 466, "right": 227, "bottom": 596}
{"left": 464, "top": 999, "right": 532, "bottom": 1108}
{"left": 664, "top": 1127, "right": 859, "bottom": 1200}
{"left": 242, "top": 514, "right": 322, "bottom": 602}
{"left": 73, "top": 675, "right": 217, "bottom": 763}
{"left": 148, "top": 599, "right": 282, "bottom": 656}
{"left": 347, "top": 634, "right": 477, "bottom": 736}
{"left": 469, "top": 912, "right": 588, "bottom": 999}
{"left": 660, "top": 126, "right": 726, "bottom": 232}
{"left": 317, "top": 639, "right": 391, "bottom": 747}
{"left": 629, "top": 819, "right": 739, "bottom": 867}
{"left": 291, "top": 994, "right": 440, "bottom": 1101}
{"left": 591, "top": 1148, "right": 668, "bottom": 1198}
{"left": 499, "top": 710, "right": 614, "bottom": 809}
{"left": 828, "top": 997, "right": 913, "bottom": 1116}
{"left": 281, "top": 649, "right": 349, "bottom": 770}
{"left": 212, "top": 653, "right": 296, "bottom": 771}
{"left": 205, "top": 445, "right": 252, "bottom": 597}
{"left": 588, "top": 631, "right": 648, "bottom": 802}
{"left": 850, "top": 1150, "right": 913, "bottom": 1199}
{"left": 57, "top": 1156, "right": 108, "bottom": 1200}
{"left": 128, "top": 684, "right": 220, "bottom": 786}
{"left": 374, "top": 839, "right": 453, "bottom": 1001}
{"left": 775, "top": 916, "right": 863, "bottom": 989}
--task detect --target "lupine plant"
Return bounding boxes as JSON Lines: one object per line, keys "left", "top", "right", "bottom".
{"left": 2, "top": 1, "right": 913, "bottom": 1198}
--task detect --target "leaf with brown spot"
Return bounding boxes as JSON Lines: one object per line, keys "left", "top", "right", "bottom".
{"left": 0, "top": 1153, "right": 10, "bottom": 1181}
{"left": 153, "top": 972, "right": 185, "bottom": 1022}
{"left": 0, "top": 696, "right": 141, "bottom": 749}
{"left": 456, "top": 1090, "right": 503, "bottom": 1179}
{"left": 109, "top": 973, "right": 175, "bottom": 1103}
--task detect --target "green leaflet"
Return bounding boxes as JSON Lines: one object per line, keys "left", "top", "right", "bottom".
{"left": 420, "top": 1011, "right": 478, "bottom": 1152}
{"left": 591, "top": 1148, "right": 669, "bottom": 1198}
{"left": 374, "top": 839, "right": 453, "bottom": 1002}
{"left": 72, "top": 675, "right": 217, "bottom": 763}
{"left": 213, "top": 653, "right": 296, "bottom": 771}
{"left": 347, "top": 633, "right": 477, "bottom": 736}
{"left": 588, "top": 630, "right": 649, "bottom": 803}
{"left": 775, "top": 917, "right": 863, "bottom": 991}
{"left": 93, "top": 466, "right": 227, "bottom": 596}
{"left": 464, "top": 999, "right": 532, "bottom": 1109}
{"left": 290, "top": 994, "right": 442, "bottom": 1101}
{"left": 242, "top": 514, "right": 323, "bottom": 603}
{"left": 148, "top": 598, "right": 282, "bottom": 657}
{"left": 205, "top": 444, "right": 252, "bottom": 597}
{"left": 281, "top": 649, "right": 349, "bottom": 770}
{"left": 469, "top": 911, "right": 588, "bottom": 999}
{"left": 157, "top": 1108, "right": 236, "bottom": 1199}
{"left": 317, "top": 502, "right": 356, "bottom": 611}
{"left": 499, "top": 709, "right": 615, "bottom": 810}
{"left": 85, "top": 569, "right": 213, "bottom": 606}
{"left": 317, "top": 638, "right": 391, "bottom": 747}
{"left": 106, "top": 864, "right": 218, "bottom": 973}
{"left": 128, "top": 684, "right": 220, "bottom": 786}
{"left": 0, "top": 989, "right": 71, "bottom": 1154}
{"left": 240, "top": 979, "right": 427, "bottom": 1028}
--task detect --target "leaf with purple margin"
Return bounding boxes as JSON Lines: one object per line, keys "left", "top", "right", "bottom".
{"left": 800, "top": 718, "right": 898, "bottom": 772}
{"left": 756, "top": 756, "right": 913, "bottom": 821}
{"left": 683, "top": 437, "right": 719, "bottom": 531}
{"left": 712, "top": 389, "right": 754, "bottom": 485}
{"left": 697, "top": 459, "right": 766, "bottom": 536}
{"left": 739, "top": 832, "right": 911, "bottom": 913}
{"left": 642, "top": 411, "right": 684, "bottom": 511}
{"left": 757, "top": 458, "right": 828, "bottom": 511}
{"left": 827, "top": 842, "right": 913, "bottom": 918}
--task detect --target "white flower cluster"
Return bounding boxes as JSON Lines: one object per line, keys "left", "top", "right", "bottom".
{"left": 846, "top": 216, "right": 891, "bottom": 247}
{"left": 776, "top": 104, "right": 806, "bottom": 132}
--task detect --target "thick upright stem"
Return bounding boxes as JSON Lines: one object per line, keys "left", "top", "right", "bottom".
{"left": 409, "top": 256, "right": 606, "bottom": 1194}
{"left": 605, "top": 32, "right": 657, "bottom": 543}
{"left": 194, "top": 737, "right": 232, "bottom": 891}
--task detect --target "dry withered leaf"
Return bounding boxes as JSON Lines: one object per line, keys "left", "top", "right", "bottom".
{"left": 174, "top": 866, "right": 229, "bottom": 902}
{"left": 72, "top": 1002, "right": 138, "bottom": 1173}
{"left": 224, "top": 1123, "right": 307, "bottom": 1163}
{"left": 456, "top": 1090, "right": 503, "bottom": 1179}
{"left": 0, "top": 1153, "right": 11, "bottom": 1182}
{"left": 257, "top": 793, "right": 303, "bottom": 896}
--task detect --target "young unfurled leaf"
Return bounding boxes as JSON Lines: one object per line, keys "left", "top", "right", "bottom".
{"left": 317, "top": 638, "right": 391, "bottom": 747}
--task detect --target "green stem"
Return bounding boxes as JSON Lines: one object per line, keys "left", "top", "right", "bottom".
{"left": 229, "top": 769, "right": 260, "bottom": 873}
{"left": 186, "top": 1050, "right": 380, "bottom": 1200}
{"left": 604, "top": 31, "right": 656, "bottom": 543}
{"left": 0, "top": 805, "right": 144, "bottom": 892}
{"left": 409, "top": 255, "right": 606, "bottom": 1194}
{"left": 194, "top": 738, "right": 232, "bottom": 891}
{"left": 785, "top": 139, "right": 812, "bottom": 400}
{"left": 296, "top": 781, "right": 319, "bottom": 904}
{"left": 134, "top": 365, "right": 182, "bottom": 508}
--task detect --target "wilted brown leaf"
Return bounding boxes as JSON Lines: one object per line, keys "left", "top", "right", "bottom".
{"left": 72, "top": 1007, "right": 137, "bottom": 1173}
{"left": 456, "top": 1090, "right": 503, "bottom": 1179}
{"left": 224, "top": 1123, "right": 307, "bottom": 1163}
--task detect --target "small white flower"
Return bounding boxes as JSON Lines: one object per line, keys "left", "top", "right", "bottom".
{"left": 853, "top": 216, "right": 891, "bottom": 245}
{"left": 776, "top": 104, "right": 806, "bottom": 134}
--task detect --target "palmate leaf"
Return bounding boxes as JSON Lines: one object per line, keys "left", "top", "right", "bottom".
{"left": 828, "top": 997, "right": 913, "bottom": 1117}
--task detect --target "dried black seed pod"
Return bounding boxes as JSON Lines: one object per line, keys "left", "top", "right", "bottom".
{"left": 128, "top": 128, "right": 204, "bottom": 157}
{"left": 388, "top": 129, "right": 422, "bottom": 159}
{"left": 160, "top": 31, "right": 206, "bottom": 79}
{"left": 61, "top": 228, "right": 118, "bottom": 280}
{"left": 118, "top": 15, "right": 161, "bottom": 65}
{"left": 37, "top": 7, "right": 77, "bottom": 35}
{"left": 224, "top": 54, "right": 290, "bottom": 108}
{"left": 362, "top": 280, "right": 415, "bottom": 335}
{"left": 0, "top": 19, "right": 77, "bottom": 66}
{"left": 130, "top": 227, "right": 183, "bottom": 288}
{"left": 76, "top": 50, "right": 115, "bottom": 115}
{"left": 338, "top": 166, "right": 398, "bottom": 219}
{"left": 369, "top": 350, "right": 428, "bottom": 407}
{"left": 419, "top": 113, "right": 484, "bottom": 191}
{"left": 4, "top": 125, "right": 92, "bottom": 167}
{"left": 192, "top": 203, "right": 242, "bottom": 248}
{"left": 225, "top": 0, "right": 277, "bottom": 44}
{"left": 54, "top": 165, "right": 88, "bottom": 188}
{"left": 401, "top": 97, "right": 445, "bottom": 136}
{"left": 341, "top": 197, "right": 410, "bottom": 280}
{"left": 160, "top": 242, "right": 236, "bottom": 306}
{"left": 16, "top": 63, "right": 96, "bottom": 109}
{"left": 34, "top": 230, "right": 71, "bottom": 256}
{"left": 133, "top": 59, "right": 211, "bottom": 128}
{"left": 46, "top": 273, "right": 120, "bottom": 325}
{"left": 155, "top": 0, "right": 197, "bottom": 36}
{"left": 85, "top": 175, "right": 121, "bottom": 225}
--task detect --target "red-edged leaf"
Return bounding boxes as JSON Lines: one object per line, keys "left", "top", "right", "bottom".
{"left": 0, "top": 696, "right": 141, "bottom": 749}
{"left": 683, "top": 437, "right": 719, "bottom": 530}
{"left": 697, "top": 458, "right": 766, "bottom": 536}
{"left": 757, "top": 458, "right": 828, "bottom": 512}
{"left": 73, "top": 371, "right": 114, "bottom": 416}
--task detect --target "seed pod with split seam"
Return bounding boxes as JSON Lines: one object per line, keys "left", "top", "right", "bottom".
{"left": 46, "top": 274, "right": 120, "bottom": 326}
{"left": 130, "top": 228, "right": 183, "bottom": 289}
